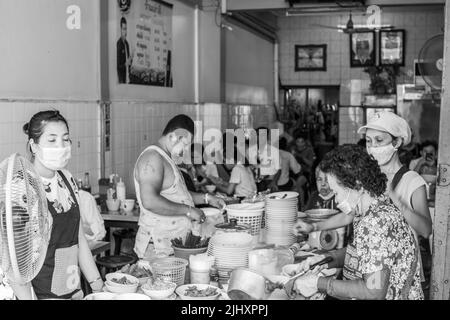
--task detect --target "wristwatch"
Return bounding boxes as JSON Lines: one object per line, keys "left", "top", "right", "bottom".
{"left": 89, "top": 277, "right": 103, "bottom": 292}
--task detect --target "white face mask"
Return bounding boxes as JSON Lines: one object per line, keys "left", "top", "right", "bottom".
{"left": 35, "top": 144, "right": 72, "bottom": 171}
{"left": 367, "top": 143, "right": 397, "bottom": 166}
{"left": 337, "top": 189, "right": 361, "bottom": 215}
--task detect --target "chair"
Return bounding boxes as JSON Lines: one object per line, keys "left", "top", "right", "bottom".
{"left": 95, "top": 255, "right": 138, "bottom": 280}
{"left": 112, "top": 229, "right": 137, "bottom": 255}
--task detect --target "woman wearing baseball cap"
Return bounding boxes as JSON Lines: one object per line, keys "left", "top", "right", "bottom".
{"left": 358, "top": 111, "right": 432, "bottom": 239}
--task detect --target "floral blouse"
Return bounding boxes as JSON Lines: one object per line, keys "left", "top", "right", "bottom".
{"left": 343, "top": 196, "right": 424, "bottom": 300}
{"left": 41, "top": 169, "right": 80, "bottom": 214}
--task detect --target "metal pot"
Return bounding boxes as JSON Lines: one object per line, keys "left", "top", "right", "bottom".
{"left": 227, "top": 256, "right": 333, "bottom": 300}
{"left": 227, "top": 268, "right": 269, "bottom": 300}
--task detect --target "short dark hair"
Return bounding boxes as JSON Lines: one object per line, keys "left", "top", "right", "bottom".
{"left": 420, "top": 140, "right": 438, "bottom": 152}
{"left": 320, "top": 144, "right": 387, "bottom": 197}
{"left": 120, "top": 17, "right": 127, "bottom": 27}
{"left": 162, "top": 114, "right": 195, "bottom": 136}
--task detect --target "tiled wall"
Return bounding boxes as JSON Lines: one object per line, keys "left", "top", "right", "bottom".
{"left": 0, "top": 101, "right": 101, "bottom": 193}
{"left": 338, "top": 107, "right": 365, "bottom": 144}
{"left": 277, "top": 6, "right": 444, "bottom": 144}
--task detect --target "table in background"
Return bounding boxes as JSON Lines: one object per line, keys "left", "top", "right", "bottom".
{"left": 101, "top": 209, "right": 140, "bottom": 253}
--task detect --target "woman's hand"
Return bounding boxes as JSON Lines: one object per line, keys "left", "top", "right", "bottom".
{"left": 207, "top": 195, "right": 226, "bottom": 211}
{"left": 297, "top": 255, "right": 328, "bottom": 273}
{"left": 293, "top": 219, "right": 315, "bottom": 235}
{"left": 294, "top": 271, "right": 321, "bottom": 298}
{"left": 188, "top": 207, "right": 207, "bottom": 224}
{"left": 90, "top": 278, "right": 104, "bottom": 293}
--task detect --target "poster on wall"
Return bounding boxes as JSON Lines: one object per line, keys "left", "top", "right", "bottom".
{"left": 350, "top": 31, "right": 375, "bottom": 68}
{"left": 116, "top": 0, "right": 173, "bottom": 87}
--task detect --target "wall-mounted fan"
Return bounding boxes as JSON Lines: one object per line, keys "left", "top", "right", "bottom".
{"left": 313, "top": 12, "right": 394, "bottom": 33}
{"left": 418, "top": 34, "right": 444, "bottom": 91}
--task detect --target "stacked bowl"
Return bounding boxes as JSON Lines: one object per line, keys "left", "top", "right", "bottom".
{"left": 264, "top": 192, "right": 299, "bottom": 246}
{"left": 207, "top": 232, "right": 253, "bottom": 283}
{"left": 304, "top": 209, "right": 339, "bottom": 223}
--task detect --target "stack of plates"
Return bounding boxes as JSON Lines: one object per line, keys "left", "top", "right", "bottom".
{"left": 264, "top": 192, "right": 299, "bottom": 246}
{"left": 208, "top": 233, "right": 253, "bottom": 282}
{"left": 304, "top": 209, "right": 339, "bottom": 222}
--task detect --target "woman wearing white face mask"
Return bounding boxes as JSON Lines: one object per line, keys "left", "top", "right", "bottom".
{"left": 9, "top": 110, "right": 103, "bottom": 300}
{"left": 294, "top": 145, "right": 423, "bottom": 300}
{"left": 359, "top": 112, "right": 432, "bottom": 239}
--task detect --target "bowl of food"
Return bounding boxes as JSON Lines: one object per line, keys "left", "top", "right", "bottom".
{"left": 176, "top": 284, "right": 221, "bottom": 300}
{"left": 141, "top": 279, "right": 177, "bottom": 300}
{"left": 120, "top": 263, "right": 153, "bottom": 285}
{"left": 113, "top": 293, "right": 151, "bottom": 300}
{"left": 205, "top": 185, "right": 217, "bottom": 193}
{"left": 84, "top": 292, "right": 117, "bottom": 300}
{"left": 105, "top": 273, "right": 139, "bottom": 293}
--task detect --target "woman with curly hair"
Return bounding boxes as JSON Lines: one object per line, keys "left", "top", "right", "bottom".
{"left": 293, "top": 144, "right": 423, "bottom": 300}
{"left": 294, "top": 112, "right": 431, "bottom": 282}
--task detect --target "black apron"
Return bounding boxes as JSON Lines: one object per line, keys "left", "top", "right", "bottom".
{"left": 31, "top": 171, "right": 82, "bottom": 300}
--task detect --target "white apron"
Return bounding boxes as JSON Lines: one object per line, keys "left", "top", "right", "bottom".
{"left": 134, "top": 145, "right": 195, "bottom": 260}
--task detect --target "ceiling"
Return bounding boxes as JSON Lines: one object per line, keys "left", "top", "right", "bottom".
{"left": 224, "top": 0, "right": 445, "bottom": 17}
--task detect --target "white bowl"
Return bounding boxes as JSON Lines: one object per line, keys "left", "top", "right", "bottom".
{"left": 113, "top": 293, "right": 151, "bottom": 300}
{"left": 106, "top": 199, "right": 121, "bottom": 211}
{"left": 84, "top": 292, "right": 117, "bottom": 300}
{"left": 205, "top": 185, "right": 217, "bottom": 193}
{"left": 176, "top": 284, "right": 221, "bottom": 300}
{"left": 105, "top": 282, "right": 138, "bottom": 294}
{"left": 122, "top": 199, "right": 136, "bottom": 212}
{"left": 141, "top": 281, "right": 177, "bottom": 300}
{"left": 105, "top": 272, "right": 139, "bottom": 287}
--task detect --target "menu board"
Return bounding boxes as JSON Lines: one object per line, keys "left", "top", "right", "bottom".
{"left": 116, "top": 0, "right": 173, "bottom": 87}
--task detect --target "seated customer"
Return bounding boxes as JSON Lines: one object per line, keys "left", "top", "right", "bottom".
{"left": 277, "top": 137, "right": 302, "bottom": 192}
{"left": 253, "top": 127, "right": 282, "bottom": 192}
{"left": 179, "top": 143, "right": 202, "bottom": 192}
{"left": 304, "top": 166, "right": 337, "bottom": 211}
{"left": 294, "top": 144, "right": 423, "bottom": 300}
{"left": 79, "top": 190, "right": 106, "bottom": 244}
{"left": 290, "top": 133, "right": 316, "bottom": 207}
{"left": 224, "top": 145, "right": 257, "bottom": 198}
{"left": 409, "top": 140, "right": 438, "bottom": 175}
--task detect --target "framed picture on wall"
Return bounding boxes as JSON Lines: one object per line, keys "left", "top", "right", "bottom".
{"left": 295, "top": 44, "right": 327, "bottom": 71}
{"left": 379, "top": 30, "right": 405, "bottom": 66}
{"left": 350, "top": 31, "right": 376, "bottom": 67}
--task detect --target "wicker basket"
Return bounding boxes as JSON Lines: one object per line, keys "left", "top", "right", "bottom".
{"left": 150, "top": 257, "right": 188, "bottom": 286}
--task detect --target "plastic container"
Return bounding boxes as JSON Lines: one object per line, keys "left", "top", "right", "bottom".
{"left": 116, "top": 178, "right": 126, "bottom": 202}
{"left": 173, "top": 246, "right": 208, "bottom": 284}
{"left": 190, "top": 254, "right": 214, "bottom": 285}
